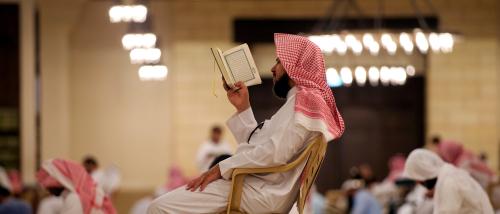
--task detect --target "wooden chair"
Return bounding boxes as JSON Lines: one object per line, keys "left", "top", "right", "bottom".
{"left": 224, "top": 135, "right": 328, "bottom": 214}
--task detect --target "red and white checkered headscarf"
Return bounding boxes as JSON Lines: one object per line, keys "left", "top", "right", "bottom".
{"left": 37, "top": 159, "right": 116, "bottom": 214}
{"left": 274, "top": 33, "right": 345, "bottom": 141}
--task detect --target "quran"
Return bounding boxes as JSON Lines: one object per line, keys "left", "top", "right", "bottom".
{"left": 210, "top": 43, "right": 262, "bottom": 89}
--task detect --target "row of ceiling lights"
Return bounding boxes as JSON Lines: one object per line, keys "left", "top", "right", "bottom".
{"left": 310, "top": 0, "right": 459, "bottom": 88}
{"left": 326, "top": 65, "right": 416, "bottom": 87}
{"left": 108, "top": 1, "right": 167, "bottom": 81}
{"left": 309, "top": 29, "right": 455, "bottom": 56}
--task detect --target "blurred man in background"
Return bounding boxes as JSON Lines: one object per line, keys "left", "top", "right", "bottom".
{"left": 196, "top": 126, "right": 232, "bottom": 172}
{"left": 403, "top": 149, "right": 493, "bottom": 214}
{"left": 82, "top": 156, "right": 121, "bottom": 197}
{"left": 0, "top": 166, "right": 31, "bottom": 214}
{"left": 37, "top": 159, "right": 116, "bottom": 214}
{"left": 430, "top": 136, "right": 496, "bottom": 188}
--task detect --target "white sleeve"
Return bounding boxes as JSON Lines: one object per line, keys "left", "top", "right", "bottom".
{"left": 434, "top": 178, "right": 463, "bottom": 214}
{"left": 226, "top": 107, "right": 258, "bottom": 144}
{"left": 61, "top": 193, "right": 84, "bottom": 214}
{"left": 218, "top": 122, "right": 311, "bottom": 179}
{"left": 37, "top": 196, "right": 64, "bottom": 214}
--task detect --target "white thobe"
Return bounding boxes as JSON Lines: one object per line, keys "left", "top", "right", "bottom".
{"left": 196, "top": 140, "right": 233, "bottom": 172}
{"left": 130, "top": 196, "right": 154, "bottom": 214}
{"left": 91, "top": 166, "right": 121, "bottom": 195}
{"left": 37, "top": 191, "right": 84, "bottom": 214}
{"left": 148, "top": 87, "right": 317, "bottom": 213}
{"left": 37, "top": 196, "right": 63, "bottom": 214}
{"left": 433, "top": 164, "right": 494, "bottom": 214}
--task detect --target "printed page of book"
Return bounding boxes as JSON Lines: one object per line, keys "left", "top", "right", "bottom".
{"left": 224, "top": 49, "right": 255, "bottom": 82}
{"left": 222, "top": 44, "right": 262, "bottom": 87}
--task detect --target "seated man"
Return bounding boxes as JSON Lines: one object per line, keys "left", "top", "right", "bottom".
{"left": 148, "top": 33, "right": 345, "bottom": 213}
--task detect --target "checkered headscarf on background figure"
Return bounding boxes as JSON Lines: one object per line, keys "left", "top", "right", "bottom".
{"left": 37, "top": 159, "right": 117, "bottom": 214}
{"left": 274, "top": 33, "right": 345, "bottom": 141}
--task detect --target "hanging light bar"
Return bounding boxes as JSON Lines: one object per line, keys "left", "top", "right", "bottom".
{"left": 129, "top": 48, "right": 161, "bottom": 64}
{"left": 122, "top": 33, "right": 157, "bottom": 50}
{"left": 309, "top": 30, "right": 455, "bottom": 56}
{"left": 138, "top": 65, "right": 168, "bottom": 81}
{"left": 109, "top": 4, "right": 148, "bottom": 23}
{"left": 326, "top": 65, "right": 415, "bottom": 87}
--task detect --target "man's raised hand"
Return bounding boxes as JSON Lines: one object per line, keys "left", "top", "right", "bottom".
{"left": 224, "top": 81, "right": 250, "bottom": 113}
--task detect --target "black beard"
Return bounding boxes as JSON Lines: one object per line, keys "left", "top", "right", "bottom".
{"left": 273, "top": 73, "right": 291, "bottom": 99}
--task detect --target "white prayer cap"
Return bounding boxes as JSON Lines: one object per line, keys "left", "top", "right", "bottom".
{"left": 403, "top": 149, "right": 445, "bottom": 181}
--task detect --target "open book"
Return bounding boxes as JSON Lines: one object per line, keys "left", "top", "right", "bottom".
{"left": 210, "top": 43, "right": 262, "bottom": 89}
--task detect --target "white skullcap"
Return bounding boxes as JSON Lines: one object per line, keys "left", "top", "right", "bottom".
{"left": 403, "top": 149, "right": 445, "bottom": 181}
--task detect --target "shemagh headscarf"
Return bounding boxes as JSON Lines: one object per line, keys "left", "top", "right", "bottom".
{"left": 37, "top": 159, "right": 116, "bottom": 214}
{"left": 403, "top": 149, "right": 445, "bottom": 181}
{"left": 274, "top": 33, "right": 345, "bottom": 141}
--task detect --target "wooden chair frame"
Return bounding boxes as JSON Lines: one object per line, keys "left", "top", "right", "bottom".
{"left": 224, "top": 136, "right": 327, "bottom": 214}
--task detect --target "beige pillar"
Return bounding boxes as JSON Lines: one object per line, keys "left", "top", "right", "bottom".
{"left": 39, "top": 0, "right": 84, "bottom": 161}
{"left": 19, "top": 0, "right": 37, "bottom": 184}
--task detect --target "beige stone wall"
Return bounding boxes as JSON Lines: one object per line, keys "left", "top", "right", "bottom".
{"left": 426, "top": 0, "right": 499, "bottom": 169}
{"left": 36, "top": 0, "right": 500, "bottom": 194}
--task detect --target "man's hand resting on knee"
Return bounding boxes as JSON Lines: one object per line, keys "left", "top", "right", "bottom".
{"left": 186, "top": 164, "right": 222, "bottom": 192}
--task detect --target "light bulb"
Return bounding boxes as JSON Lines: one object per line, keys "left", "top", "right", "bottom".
{"left": 323, "top": 35, "right": 336, "bottom": 53}
{"left": 380, "top": 66, "right": 391, "bottom": 86}
{"left": 368, "top": 66, "right": 380, "bottom": 86}
{"left": 406, "top": 65, "right": 416, "bottom": 76}
{"left": 369, "top": 42, "right": 380, "bottom": 55}
{"left": 386, "top": 42, "right": 397, "bottom": 55}
{"left": 415, "top": 31, "right": 429, "bottom": 53}
{"left": 109, "top": 6, "right": 123, "bottom": 23}
{"left": 399, "top": 33, "right": 414, "bottom": 54}
{"left": 381, "top": 33, "right": 392, "bottom": 45}
{"left": 336, "top": 39, "right": 348, "bottom": 55}
{"left": 345, "top": 34, "right": 357, "bottom": 48}
{"left": 398, "top": 67, "right": 407, "bottom": 85}
{"left": 439, "top": 33, "right": 454, "bottom": 53}
{"left": 340, "top": 67, "right": 353, "bottom": 86}
{"left": 354, "top": 66, "right": 367, "bottom": 86}
{"left": 352, "top": 41, "right": 363, "bottom": 55}
{"left": 391, "top": 67, "right": 407, "bottom": 85}
{"left": 131, "top": 5, "right": 148, "bottom": 22}
{"left": 326, "top": 68, "right": 342, "bottom": 87}
{"left": 362, "top": 33, "right": 375, "bottom": 48}
{"left": 428, "top": 33, "right": 441, "bottom": 52}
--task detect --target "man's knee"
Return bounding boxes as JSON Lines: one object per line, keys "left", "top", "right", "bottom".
{"left": 147, "top": 197, "right": 169, "bottom": 214}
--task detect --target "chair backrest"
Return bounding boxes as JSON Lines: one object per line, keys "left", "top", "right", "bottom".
{"left": 297, "top": 136, "right": 328, "bottom": 214}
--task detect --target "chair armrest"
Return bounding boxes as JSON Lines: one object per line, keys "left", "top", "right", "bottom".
{"left": 226, "top": 139, "right": 319, "bottom": 214}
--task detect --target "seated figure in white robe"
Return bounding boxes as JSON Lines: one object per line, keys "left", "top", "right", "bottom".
{"left": 83, "top": 156, "right": 122, "bottom": 197}
{"left": 196, "top": 125, "right": 233, "bottom": 172}
{"left": 37, "top": 159, "right": 117, "bottom": 214}
{"left": 147, "top": 33, "right": 345, "bottom": 214}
